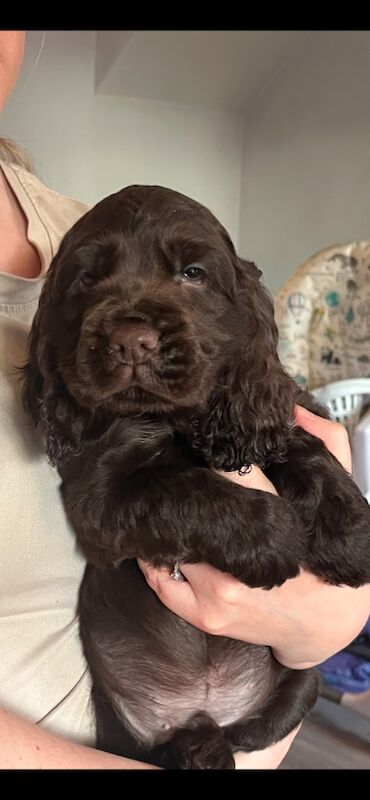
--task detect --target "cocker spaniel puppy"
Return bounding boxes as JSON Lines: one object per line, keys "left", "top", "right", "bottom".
{"left": 22, "top": 185, "right": 370, "bottom": 769}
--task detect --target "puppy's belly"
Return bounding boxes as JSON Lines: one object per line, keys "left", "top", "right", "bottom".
{"left": 79, "top": 560, "right": 276, "bottom": 747}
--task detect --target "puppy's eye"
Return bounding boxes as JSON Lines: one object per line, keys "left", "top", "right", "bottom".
{"left": 182, "top": 265, "right": 206, "bottom": 284}
{"left": 79, "top": 272, "right": 95, "bottom": 288}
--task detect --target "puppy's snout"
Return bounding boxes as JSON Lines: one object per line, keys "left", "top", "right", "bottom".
{"left": 109, "top": 323, "right": 159, "bottom": 365}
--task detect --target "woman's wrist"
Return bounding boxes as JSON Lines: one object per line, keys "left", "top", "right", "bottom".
{"left": 268, "top": 573, "right": 370, "bottom": 669}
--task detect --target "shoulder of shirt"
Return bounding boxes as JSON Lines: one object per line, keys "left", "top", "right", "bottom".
{"left": 1, "top": 160, "right": 92, "bottom": 262}
{"left": 2, "top": 160, "right": 91, "bottom": 227}
{"left": 8, "top": 162, "right": 91, "bottom": 211}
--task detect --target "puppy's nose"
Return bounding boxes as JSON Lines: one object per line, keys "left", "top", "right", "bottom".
{"left": 109, "top": 323, "right": 159, "bottom": 365}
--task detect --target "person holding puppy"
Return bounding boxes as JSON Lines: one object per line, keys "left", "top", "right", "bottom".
{"left": 1, "top": 31, "right": 368, "bottom": 769}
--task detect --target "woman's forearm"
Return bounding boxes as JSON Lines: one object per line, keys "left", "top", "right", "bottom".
{"left": 0, "top": 707, "right": 159, "bottom": 769}
{"left": 0, "top": 705, "right": 301, "bottom": 770}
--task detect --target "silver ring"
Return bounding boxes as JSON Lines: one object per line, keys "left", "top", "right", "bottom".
{"left": 170, "top": 561, "right": 184, "bottom": 581}
{"left": 238, "top": 465, "right": 252, "bottom": 476}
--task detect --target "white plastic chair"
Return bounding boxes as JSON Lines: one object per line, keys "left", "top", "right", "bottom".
{"left": 312, "top": 378, "right": 370, "bottom": 433}
{"left": 312, "top": 377, "right": 370, "bottom": 501}
{"left": 311, "top": 378, "right": 370, "bottom": 715}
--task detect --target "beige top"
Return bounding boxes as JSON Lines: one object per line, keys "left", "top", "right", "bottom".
{"left": 0, "top": 160, "right": 96, "bottom": 745}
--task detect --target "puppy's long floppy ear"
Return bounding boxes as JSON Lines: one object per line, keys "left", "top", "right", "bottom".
{"left": 196, "top": 257, "right": 296, "bottom": 471}
{"left": 21, "top": 269, "right": 90, "bottom": 468}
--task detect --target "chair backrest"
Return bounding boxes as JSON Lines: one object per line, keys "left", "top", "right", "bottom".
{"left": 274, "top": 241, "right": 370, "bottom": 391}
{"left": 312, "top": 378, "right": 370, "bottom": 433}
{"left": 311, "top": 380, "right": 370, "bottom": 499}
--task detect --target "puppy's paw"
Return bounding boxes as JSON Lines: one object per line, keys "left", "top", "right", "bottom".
{"left": 208, "top": 495, "right": 304, "bottom": 589}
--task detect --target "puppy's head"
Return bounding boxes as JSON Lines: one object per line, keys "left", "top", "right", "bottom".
{"left": 22, "top": 185, "right": 295, "bottom": 468}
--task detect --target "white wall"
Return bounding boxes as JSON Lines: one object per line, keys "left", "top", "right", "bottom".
{"left": 238, "top": 31, "right": 370, "bottom": 295}
{"left": 2, "top": 31, "right": 243, "bottom": 245}
{"left": 92, "top": 94, "right": 243, "bottom": 244}
{"left": 2, "top": 31, "right": 96, "bottom": 201}
{"left": 5, "top": 30, "right": 370, "bottom": 291}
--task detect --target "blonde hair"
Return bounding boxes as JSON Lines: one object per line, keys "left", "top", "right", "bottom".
{"left": 0, "top": 136, "right": 34, "bottom": 174}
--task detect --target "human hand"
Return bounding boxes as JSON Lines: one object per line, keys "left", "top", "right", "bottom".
{"left": 294, "top": 404, "right": 352, "bottom": 473}
{"left": 138, "top": 408, "right": 368, "bottom": 666}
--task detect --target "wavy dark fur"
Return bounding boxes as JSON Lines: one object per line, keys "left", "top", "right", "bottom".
{"left": 21, "top": 185, "right": 370, "bottom": 768}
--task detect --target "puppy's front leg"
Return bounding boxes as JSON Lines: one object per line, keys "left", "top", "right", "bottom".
{"left": 266, "top": 425, "right": 370, "bottom": 586}
{"left": 61, "top": 429, "right": 305, "bottom": 588}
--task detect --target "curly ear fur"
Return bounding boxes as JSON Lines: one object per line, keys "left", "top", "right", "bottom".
{"left": 21, "top": 286, "right": 90, "bottom": 467}
{"left": 37, "top": 388, "right": 90, "bottom": 467}
{"left": 194, "top": 259, "right": 296, "bottom": 471}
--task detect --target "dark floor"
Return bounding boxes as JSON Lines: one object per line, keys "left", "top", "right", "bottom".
{"left": 280, "top": 697, "right": 370, "bottom": 769}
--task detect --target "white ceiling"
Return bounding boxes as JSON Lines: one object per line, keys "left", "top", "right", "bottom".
{"left": 94, "top": 31, "right": 309, "bottom": 112}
